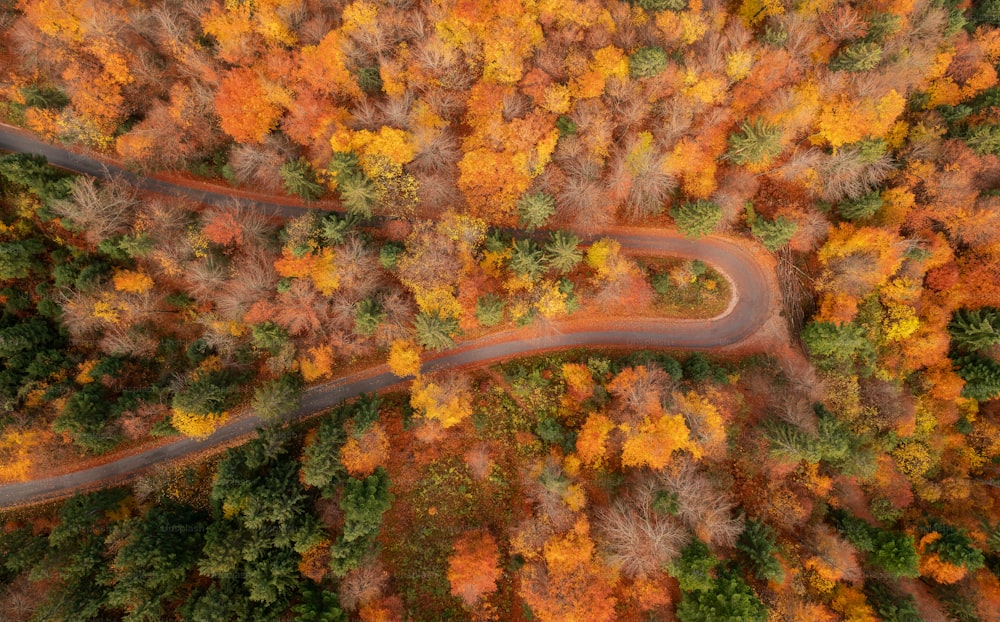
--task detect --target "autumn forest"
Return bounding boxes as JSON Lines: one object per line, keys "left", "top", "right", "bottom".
{"left": 1, "top": 0, "right": 1000, "bottom": 619}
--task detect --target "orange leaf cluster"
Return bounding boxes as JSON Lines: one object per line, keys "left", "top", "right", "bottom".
{"left": 447, "top": 530, "right": 502, "bottom": 608}
{"left": 340, "top": 423, "right": 390, "bottom": 477}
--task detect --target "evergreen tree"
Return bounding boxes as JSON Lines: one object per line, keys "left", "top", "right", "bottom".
{"left": 251, "top": 372, "right": 304, "bottom": 422}
{"left": 636, "top": 0, "right": 686, "bottom": 10}
{"left": 509, "top": 238, "right": 545, "bottom": 280}
{"left": 829, "top": 41, "right": 883, "bottom": 72}
{"left": 920, "top": 520, "right": 985, "bottom": 572}
{"left": 292, "top": 584, "right": 347, "bottom": 622}
{"left": 954, "top": 354, "right": 1000, "bottom": 401}
{"left": 750, "top": 215, "right": 797, "bottom": 251}
{"left": 668, "top": 538, "right": 718, "bottom": 592}
{"left": 337, "top": 171, "right": 377, "bottom": 217}
{"left": 949, "top": 308, "right": 1000, "bottom": 352}
{"left": 354, "top": 297, "right": 384, "bottom": 336}
{"left": 517, "top": 191, "right": 555, "bottom": 230}
{"left": 476, "top": 293, "right": 505, "bottom": 327}
{"left": 736, "top": 520, "right": 784, "bottom": 583}
{"left": 0, "top": 153, "right": 73, "bottom": 203}
{"left": 414, "top": 311, "right": 460, "bottom": 351}
{"left": 629, "top": 46, "right": 669, "bottom": 78}
{"left": 300, "top": 409, "right": 348, "bottom": 497}
{"left": 319, "top": 213, "right": 357, "bottom": 245}
{"left": 726, "top": 120, "right": 783, "bottom": 168}
{"left": 280, "top": 159, "right": 324, "bottom": 202}
{"left": 863, "top": 581, "right": 922, "bottom": 622}
{"left": 330, "top": 467, "right": 392, "bottom": 577}
{"left": 833, "top": 511, "right": 919, "bottom": 578}
{"left": 106, "top": 502, "right": 209, "bottom": 622}
{"left": 675, "top": 567, "right": 768, "bottom": 622}
{"left": 252, "top": 321, "right": 290, "bottom": 355}
{"left": 670, "top": 200, "right": 723, "bottom": 238}
{"left": 801, "top": 321, "right": 874, "bottom": 370}
{"left": 545, "top": 231, "right": 583, "bottom": 274}
{"left": 972, "top": 0, "right": 1000, "bottom": 25}
{"left": 838, "top": 190, "right": 883, "bottom": 220}
{"left": 0, "top": 239, "right": 46, "bottom": 279}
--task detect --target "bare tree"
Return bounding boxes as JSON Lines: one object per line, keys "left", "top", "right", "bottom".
{"left": 215, "top": 251, "right": 278, "bottom": 321}
{"left": 658, "top": 460, "right": 743, "bottom": 547}
{"left": 185, "top": 257, "right": 227, "bottom": 304}
{"left": 597, "top": 479, "right": 688, "bottom": 577}
{"left": 815, "top": 147, "right": 895, "bottom": 203}
{"left": 52, "top": 176, "right": 139, "bottom": 245}
{"left": 228, "top": 141, "right": 288, "bottom": 194}
{"left": 339, "top": 560, "right": 390, "bottom": 611}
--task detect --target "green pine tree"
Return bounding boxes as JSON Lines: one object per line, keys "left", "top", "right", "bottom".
{"left": 726, "top": 119, "right": 784, "bottom": 168}
{"left": 670, "top": 200, "right": 723, "bottom": 239}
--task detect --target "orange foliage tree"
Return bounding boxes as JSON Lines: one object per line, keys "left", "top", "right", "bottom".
{"left": 215, "top": 68, "right": 285, "bottom": 144}
{"left": 340, "top": 423, "right": 390, "bottom": 478}
{"left": 519, "top": 518, "right": 618, "bottom": 622}
{"left": 447, "top": 530, "right": 502, "bottom": 608}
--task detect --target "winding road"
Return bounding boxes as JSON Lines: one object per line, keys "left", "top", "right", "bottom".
{"left": 0, "top": 125, "right": 779, "bottom": 509}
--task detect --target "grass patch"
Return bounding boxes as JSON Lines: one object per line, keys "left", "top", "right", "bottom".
{"left": 641, "top": 257, "right": 731, "bottom": 319}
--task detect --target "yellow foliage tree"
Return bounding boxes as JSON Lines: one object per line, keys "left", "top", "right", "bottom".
{"left": 586, "top": 238, "right": 622, "bottom": 280}
{"left": 112, "top": 269, "right": 154, "bottom": 294}
{"left": 814, "top": 91, "right": 906, "bottom": 149}
{"left": 829, "top": 585, "right": 879, "bottom": 622}
{"left": 575, "top": 412, "right": 615, "bottom": 467}
{"left": 562, "top": 363, "right": 595, "bottom": 402}
{"left": 621, "top": 413, "right": 696, "bottom": 469}
{"left": 299, "top": 344, "right": 335, "bottom": 382}
{"left": 674, "top": 391, "right": 727, "bottom": 459}
{"left": 171, "top": 408, "right": 228, "bottom": 440}
{"left": 388, "top": 339, "right": 422, "bottom": 378}
{"left": 411, "top": 375, "right": 473, "bottom": 428}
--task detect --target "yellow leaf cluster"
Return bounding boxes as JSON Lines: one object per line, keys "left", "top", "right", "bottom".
{"left": 562, "top": 363, "right": 595, "bottom": 401}
{"left": 171, "top": 407, "right": 228, "bottom": 440}
{"left": 75, "top": 359, "right": 98, "bottom": 385}
{"left": 621, "top": 413, "right": 695, "bottom": 469}
{"left": 725, "top": 49, "right": 754, "bottom": 82}
{"left": 299, "top": 344, "right": 335, "bottom": 382}
{"left": 585, "top": 238, "right": 622, "bottom": 280}
{"left": 590, "top": 46, "right": 629, "bottom": 80}
{"left": 675, "top": 391, "right": 726, "bottom": 458}
{"left": 543, "top": 518, "right": 594, "bottom": 577}
{"left": 737, "top": 0, "right": 784, "bottom": 27}
{"left": 562, "top": 483, "right": 587, "bottom": 511}
{"left": 410, "top": 379, "right": 472, "bottom": 428}
{"left": 666, "top": 138, "right": 717, "bottom": 198}
{"left": 683, "top": 71, "right": 726, "bottom": 104}
{"left": 92, "top": 299, "right": 121, "bottom": 324}
{"left": 112, "top": 269, "right": 154, "bottom": 294}
{"left": 575, "top": 412, "right": 614, "bottom": 466}
{"left": 881, "top": 303, "right": 920, "bottom": 343}
{"left": 414, "top": 286, "right": 463, "bottom": 319}
{"left": 542, "top": 83, "right": 571, "bottom": 114}
{"left": 387, "top": 339, "right": 422, "bottom": 378}
{"left": 309, "top": 248, "right": 340, "bottom": 296}
{"left": 830, "top": 585, "right": 878, "bottom": 622}
{"left": 533, "top": 129, "right": 560, "bottom": 176}
{"left": 814, "top": 90, "right": 906, "bottom": 149}
{"left": 341, "top": 0, "right": 378, "bottom": 35}
{"left": 0, "top": 428, "right": 43, "bottom": 482}
{"left": 535, "top": 280, "right": 568, "bottom": 318}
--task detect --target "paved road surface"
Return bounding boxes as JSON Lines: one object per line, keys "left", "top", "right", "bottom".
{"left": 0, "top": 126, "right": 776, "bottom": 509}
